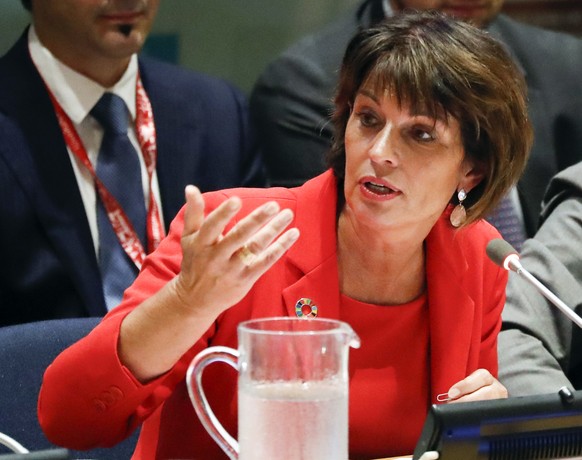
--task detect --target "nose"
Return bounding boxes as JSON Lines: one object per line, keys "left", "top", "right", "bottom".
{"left": 368, "top": 125, "right": 398, "bottom": 166}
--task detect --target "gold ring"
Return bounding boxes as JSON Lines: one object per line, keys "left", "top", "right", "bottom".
{"left": 238, "top": 244, "right": 256, "bottom": 267}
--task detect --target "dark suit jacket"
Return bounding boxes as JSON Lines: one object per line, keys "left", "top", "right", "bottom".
{"left": 250, "top": 0, "right": 582, "bottom": 237}
{"left": 499, "top": 161, "right": 582, "bottom": 396}
{"left": 0, "top": 31, "right": 265, "bottom": 325}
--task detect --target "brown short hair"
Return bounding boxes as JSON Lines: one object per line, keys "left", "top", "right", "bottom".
{"left": 327, "top": 10, "right": 532, "bottom": 226}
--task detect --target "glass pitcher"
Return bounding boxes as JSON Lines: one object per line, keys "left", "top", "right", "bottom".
{"left": 187, "top": 317, "right": 360, "bottom": 460}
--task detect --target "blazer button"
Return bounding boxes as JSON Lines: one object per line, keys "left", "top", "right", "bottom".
{"left": 92, "top": 398, "right": 107, "bottom": 412}
{"left": 101, "top": 385, "right": 124, "bottom": 407}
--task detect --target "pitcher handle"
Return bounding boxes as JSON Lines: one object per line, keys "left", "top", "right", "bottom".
{"left": 186, "top": 346, "right": 240, "bottom": 460}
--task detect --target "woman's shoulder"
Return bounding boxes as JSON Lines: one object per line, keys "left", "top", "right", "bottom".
{"left": 202, "top": 171, "right": 336, "bottom": 215}
{"left": 464, "top": 218, "right": 502, "bottom": 239}
{"left": 433, "top": 210, "right": 501, "bottom": 246}
{"left": 453, "top": 218, "right": 503, "bottom": 265}
{"left": 202, "top": 186, "right": 298, "bottom": 215}
{"left": 431, "top": 212, "right": 502, "bottom": 260}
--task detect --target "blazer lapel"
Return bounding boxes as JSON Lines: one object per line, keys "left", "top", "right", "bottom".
{"left": 425, "top": 214, "right": 475, "bottom": 402}
{"left": 276, "top": 174, "right": 478, "bottom": 403}
{"left": 281, "top": 171, "right": 342, "bottom": 320}
{"left": 282, "top": 256, "right": 341, "bottom": 320}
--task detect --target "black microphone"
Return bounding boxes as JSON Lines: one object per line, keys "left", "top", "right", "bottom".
{"left": 486, "top": 238, "right": 582, "bottom": 329}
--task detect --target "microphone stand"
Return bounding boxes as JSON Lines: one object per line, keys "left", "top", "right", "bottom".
{"left": 505, "top": 254, "right": 582, "bottom": 330}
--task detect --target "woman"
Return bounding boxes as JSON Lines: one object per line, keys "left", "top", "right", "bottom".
{"left": 39, "top": 11, "right": 532, "bottom": 459}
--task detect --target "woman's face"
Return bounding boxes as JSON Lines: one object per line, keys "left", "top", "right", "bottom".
{"left": 343, "top": 86, "right": 480, "bottom": 234}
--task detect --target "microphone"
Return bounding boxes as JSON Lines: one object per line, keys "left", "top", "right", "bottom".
{"left": 486, "top": 238, "right": 582, "bottom": 329}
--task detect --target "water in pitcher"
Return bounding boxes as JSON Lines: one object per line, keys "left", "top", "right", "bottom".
{"left": 238, "top": 379, "right": 348, "bottom": 460}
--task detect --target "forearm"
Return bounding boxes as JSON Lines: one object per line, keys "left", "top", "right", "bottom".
{"left": 498, "top": 328, "right": 573, "bottom": 396}
{"left": 118, "top": 276, "right": 217, "bottom": 383}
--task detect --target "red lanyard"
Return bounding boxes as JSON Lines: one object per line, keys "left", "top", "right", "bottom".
{"left": 47, "top": 77, "right": 165, "bottom": 270}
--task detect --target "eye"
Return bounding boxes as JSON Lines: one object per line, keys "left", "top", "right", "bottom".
{"left": 410, "top": 125, "right": 436, "bottom": 142}
{"left": 355, "top": 110, "right": 381, "bottom": 129}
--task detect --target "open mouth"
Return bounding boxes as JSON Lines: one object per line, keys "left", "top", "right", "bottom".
{"left": 364, "top": 181, "right": 396, "bottom": 196}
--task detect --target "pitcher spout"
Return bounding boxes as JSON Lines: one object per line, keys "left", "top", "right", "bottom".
{"left": 341, "top": 322, "right": 361, "bottom": 349}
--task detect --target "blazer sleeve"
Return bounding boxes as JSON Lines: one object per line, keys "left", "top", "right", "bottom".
{"left": 38, "top": 191, "right": 235, "bottom": 449}
{"left": 480, "top": 258, "right": 508, "bottom": 377}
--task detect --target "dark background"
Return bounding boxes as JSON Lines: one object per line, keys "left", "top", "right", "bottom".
{"left": 1, "top": 0, "right": 580, "bottom": 95}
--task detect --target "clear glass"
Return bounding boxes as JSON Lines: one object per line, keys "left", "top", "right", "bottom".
{"left": 187, "top": 317, "right": 360, "bottom": 460}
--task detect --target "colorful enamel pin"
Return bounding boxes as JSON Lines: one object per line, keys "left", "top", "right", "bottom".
{"left": 295, "top": 298, "right": 318, "bottom": 318}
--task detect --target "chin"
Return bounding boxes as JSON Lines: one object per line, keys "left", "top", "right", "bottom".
{"left": 104, "top": 33, "right": 144, "bottom": 55}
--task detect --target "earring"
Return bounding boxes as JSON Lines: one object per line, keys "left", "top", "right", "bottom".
{"left": 450, "top": 188, "right": 467, "bottom": 228}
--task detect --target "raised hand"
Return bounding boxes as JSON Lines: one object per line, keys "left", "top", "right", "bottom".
{"left": 119, "top": 186, "right": 299, "bottom": 382}
{"left": 174, "top": 185, "right": 300, "bottom": 316}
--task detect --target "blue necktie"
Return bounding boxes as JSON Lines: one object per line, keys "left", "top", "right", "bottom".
{"left": 486, "top": 193, "right": 526, "bottom": 253}
{"left": 91, "top": 93, "right": 147, "bottom": 310}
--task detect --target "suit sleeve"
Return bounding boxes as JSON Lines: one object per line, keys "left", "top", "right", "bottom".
{"left": 228, "top": 84, "right": 268, "bottom": 188}
{"left": 498, "top": 164, "right": 582, "bottom": 396}
{"left": 249, "top": 41, "right": 337, "bottom": 188}
{"left": 38, "top": 192, "right": 232, "bottom": 449}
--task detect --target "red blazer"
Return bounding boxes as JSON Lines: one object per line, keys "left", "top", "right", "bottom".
{"left": 38, "top": 171, "right": 506, "bottom": 459}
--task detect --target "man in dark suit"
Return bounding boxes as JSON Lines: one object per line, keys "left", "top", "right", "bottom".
{"left": 250, "top": 0, "right": 582, "bottom": 239}
{"left": 0, "top": 0, "right": 265, "bottom": 325}
{"left": 498, "top": 161, "right": 582, "bottom": 396}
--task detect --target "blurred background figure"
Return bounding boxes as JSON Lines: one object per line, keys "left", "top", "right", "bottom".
{"left": 250, "top": 0, "right": 582, "bottom": 250}
{"left": 39, "top": 12, "right": 530, "bottom": 459}
{"left": 498, "top": 160, "right": 582, "bottom": 396}
{"left": 0, "top": 0, "right": 265, "bottom": 326}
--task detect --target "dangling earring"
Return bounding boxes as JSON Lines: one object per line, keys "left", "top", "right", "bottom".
{"left": 450, "top": 188, "right": 467, "bottom": 228}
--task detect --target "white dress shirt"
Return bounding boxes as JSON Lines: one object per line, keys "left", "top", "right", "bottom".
{"left": 28, "top": 26, "right": 164, "bottom": 255}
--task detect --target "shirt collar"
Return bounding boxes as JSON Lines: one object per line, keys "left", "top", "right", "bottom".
{"left": 28, "top": 25, "right": 138, "bottom": 125}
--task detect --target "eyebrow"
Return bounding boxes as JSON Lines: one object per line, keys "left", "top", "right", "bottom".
{"left": 357, "top": 88, "right": 380, "bottom": 103}
{"left": 356, "top": 88, "right": 448, "bottom": 123}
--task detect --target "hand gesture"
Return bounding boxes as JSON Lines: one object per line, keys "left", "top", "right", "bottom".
{"left": 174, "top": 185, "right": 300, "bottom": 316}
{"left": 119, "top": 186, "right": 300, "bottom": 381}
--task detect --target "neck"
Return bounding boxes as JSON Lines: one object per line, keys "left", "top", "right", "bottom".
{"left": 34, "top": 31, "right": 131, "bottom": 88}
{"left": 76, "top": 60, "right": 129, "bottom": 88}
{"left": 56, "top": 52, "right": 130, "bottom": 88}
{"left": 337, "top": 212, "right": 426, "bottom": 305}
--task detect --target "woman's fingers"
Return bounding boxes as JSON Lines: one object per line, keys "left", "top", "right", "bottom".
{"left": 229, "top": 207, "right": 295, "bottom": 259}
{"left": 238, "top": 227, "right": 300, "bottom": 274}
{"left": 449, "top": 368, "right": 494, "bottom": 397}
{"left": 194, "top": 198, "right": 284, "bottom": 253}
{"left": 193, "top": 196, "right": 243, "bottom": 246}
{"left": 182, "top": 183, "right": 297, "bottom": 261}
{"left": 445, "top": 368, "right": 508, "bottom": 403}
{"left": 220, "top": 201, "right": 281, "bottom": 251}
{"left": 195, "top": 199, "right": 297, "bottom": 265}
{"left": 229, "top": 206, "right": 299, "bottom": 274}
{"left": 182, "top": 185, "right": 205, "bottom": 235}
{"left": 177, "top": 191, "right": 300, "bottom": 312}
